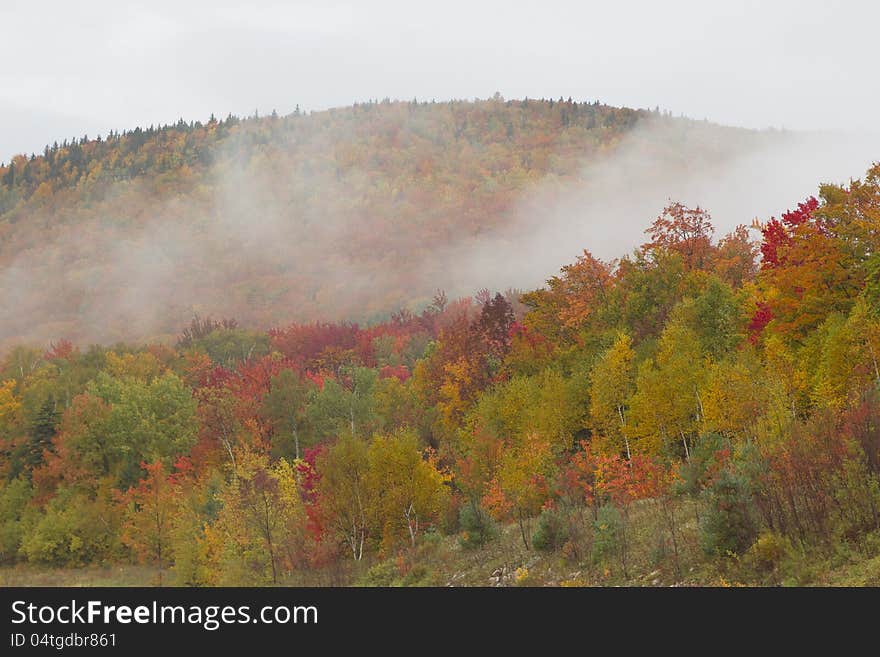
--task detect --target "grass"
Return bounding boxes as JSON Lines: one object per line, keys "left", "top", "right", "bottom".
{"left": 349, "top": 500, "right": 880, "bottom": 587}
{"left": 820, "top": 554, "right": 880, "bottom": 586}
{"left": 0, "top": 564, "right": 155, "bottom": 587}
{"left": 351, "top": 497, "right": 712, "bottom": 587}
{"left": 3, "top": 501, "right": 879, "bottom": 587}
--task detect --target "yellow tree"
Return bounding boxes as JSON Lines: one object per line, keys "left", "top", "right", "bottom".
{"left": 759, "top": 333, "right": 808, "bottom": 445}
{"left": 315, "top": 434, "right": 372, "bottom": 561}
{"left": 701, "top": 346, "right": 765, "bottom": 442}
{"left": 468, "top": 368, "right": 582, "bottom": 455}
{"left": 105, "top": 351, "right": 164, "bottom": 382}
{"left": 588, "top": 332, "right": 636, "bottom": 458}
{"left": 629, "top": 321, "right": 707, "bottom": 458}
{"left": 0, "top": 380, "right": 21, "bottom": 469}
{"left": 438, "top": 358, "right": 479, "bottom": 427}
{"left": 366, "top": 430, "right": 450, "bottom": 549}
{"left": 210, "top": 449, "right": 306, "bottom": 584}
{"left": 805, "top": 299, "right": 880, "bottom": 412}
{"left": 483, "top": 434, "right": 554, "bottom": 550}
{"left": 166, "top": 467, "right": 223, "bottom": 586}
{"left": 0, "top": 380, "right": 19, "bottom": 426}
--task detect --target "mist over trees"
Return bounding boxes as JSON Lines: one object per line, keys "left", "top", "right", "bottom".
{"left": 4, "top": 97, "right": 873, "bottom": 353}
{"left": 2, "top": 157, "right": 880, "bottom": 585}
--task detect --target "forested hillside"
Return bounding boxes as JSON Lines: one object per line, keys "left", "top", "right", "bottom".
{"left": 0, "top": 98, "right": 771, "bottom": 348}
{"left": 1, "top": 161, "right": 879, "bottom": 586}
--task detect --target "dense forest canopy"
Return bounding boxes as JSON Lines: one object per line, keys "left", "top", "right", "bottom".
{"left": 0, "top": 97, "right": 804, "bottom": 350}
{"left": 1, "top": 143, "right": 879, "bottom": 584}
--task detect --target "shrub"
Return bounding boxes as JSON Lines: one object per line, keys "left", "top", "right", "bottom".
{"left": 744, "top": 531, "right": 792, "bottom": 574}
{"left": 513, "top": 566, "right": 531, "bottom": 586}
{"left": 440, "top": 493, "right": 462, "bottom": 535}
{"left": 649, "top": 534, "right": 670, "bottom": 569}
{"left": 700, "top": 470, "right": 757, "bottom": 556}
{"left": 828, "top": 447, "right": 880, "bottom": 541}
{"left": 675, "top": 433, "right": 730, "bottom": 499}
{"left": 0, "top": 477, "right": 35, "bottom": 563}
{"left": 358, "top": 560, "right": 399, "bottom": 586}
{"left": 420, "top": 526, "right": 443, "bottom": 548}
{"left": 592, "top": 503, "right": 624, "bottom": 568}
{"left": 400, "top": 565, "right": 434, "bottom": 586}
{"left": 19, "top": 488, "right": 122, "bottom": 566}
{"left": 458, "top": 503, "right": 497, "bottom": 550}
{"left": 532, "top": 508, "right": 570, "bottom": 552}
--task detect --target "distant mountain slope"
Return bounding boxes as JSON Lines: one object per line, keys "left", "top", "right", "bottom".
{"left": 0, "top": 98, "right": 767, "bottom": 347}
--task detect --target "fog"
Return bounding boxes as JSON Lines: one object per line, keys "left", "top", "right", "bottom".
{"left": 1, "top": 1, "right": 879, "bottom": 347}
{"left": 1, "top": 109, "right": 878, "bottom": 350}
{"left": 448, "top": 122, "right": 880, "bottom": 294}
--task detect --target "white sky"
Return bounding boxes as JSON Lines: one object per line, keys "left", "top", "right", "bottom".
{"left": 1, "top": 0, "right": 878, "bottom": 159}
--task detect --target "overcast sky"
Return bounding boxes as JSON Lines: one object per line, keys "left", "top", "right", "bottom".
{"left": 1, "top": 0, "right": 877, "bottom": 160}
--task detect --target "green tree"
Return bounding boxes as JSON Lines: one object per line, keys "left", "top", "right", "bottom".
{"left": 306, "top": 367, "right": 378, "bottom": 442}
{"left": 76, "top": 372, "right": 198, "bottom": 487}
{"left": 261, "top": 369, "right": 313, "bottom": 459}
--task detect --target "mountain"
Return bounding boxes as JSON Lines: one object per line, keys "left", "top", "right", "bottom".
{"left": 0, "top": 98, "right": 779, "bottom": 348}
{"left": 2, "top": 97, "right": 880, "bottom": 588}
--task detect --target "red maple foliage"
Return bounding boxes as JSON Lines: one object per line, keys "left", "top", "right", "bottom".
{"left": 759, "top": 196, "right": 819, "bottom": 269}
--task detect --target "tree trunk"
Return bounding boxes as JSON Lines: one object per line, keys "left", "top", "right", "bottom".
{"left": 869, "top": 341, "right": 880, "bottom": 385}
{"left": 264, "top": 494, "right": 277, "bottom": 584}
{"left": 349, "top": 379, "right": 358, "bottom": 438}
{"left": 694, "top": 385, "right": 704, "bottom": 422}
{"left": 617, "top": 405, "right": 632, "bottom": 462}
{"left": 154, "top": 496, "right": 164, "bottom": 587}
{"left": 517, "top": 511, "right": 531, "bottom": 550}
{"left": 405, "top": 502, "right": 418, "bottom": 547}
{"left": 662, "top": 498, "right": 681, "bottom": 580}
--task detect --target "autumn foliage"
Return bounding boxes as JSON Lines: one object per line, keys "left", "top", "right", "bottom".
{"left": 1, "top": 136, "right": 880, "bottom": 585}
